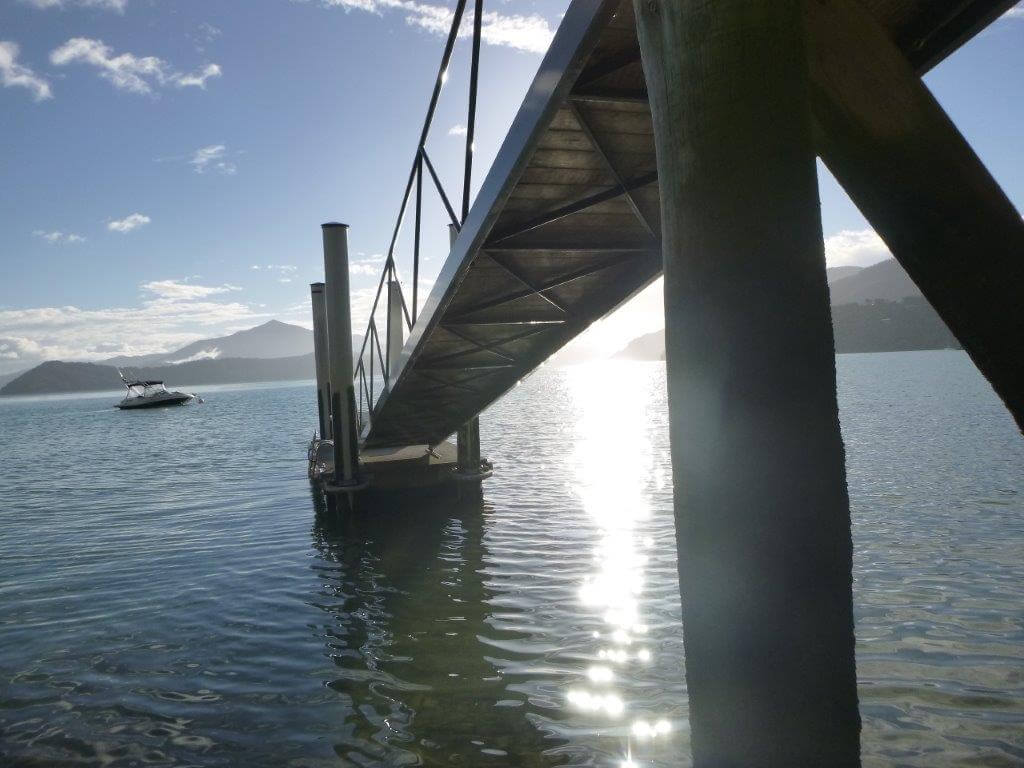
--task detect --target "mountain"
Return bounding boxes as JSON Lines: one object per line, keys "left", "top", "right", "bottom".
{"left": 105, "top": 320, "right": 313, "bottom": 368}
{"left": 827, "top": 258, "right": 922, "bottom": 304}
{"left": 611, "top": 300, "right": 958, "bottom": 360}
{"left": 1, "top": 361, "right": 120, "bottom": 395}
{"left": 826, "top": 265, "right": 863, "bottom": 284}
{"left": 614, "top": 330, "right": 665, "bottom": 361}
{"left": 610, "top": 259, "right": 957, "bottom": 360}
{"left": 831, "top": 297, "right": 959, "bottom": 353}
{"left": 1, "top": 354, "right": 316, "bottom": 397}
{"left": 0, "top": 368, "right": 28, "bottom": 389}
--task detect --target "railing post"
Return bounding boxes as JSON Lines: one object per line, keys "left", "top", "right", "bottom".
{"left": 462, "top": 0, "right": 483, "bottom": 224}
{"left": 413, "top": 154, "right": 423, "bottom": 324}
{"left": 387, "top": 276, "right": 404, "bottom": 382}
{"left": 310, "top": 282, "right": 332, "bottom": 440}
{"left": 322, "top": 222, "right": 360, "bottom": 486}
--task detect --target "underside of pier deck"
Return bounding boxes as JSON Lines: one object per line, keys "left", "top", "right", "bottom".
{"left": 364, "top": 0, "right": 1023, "bottom": 449}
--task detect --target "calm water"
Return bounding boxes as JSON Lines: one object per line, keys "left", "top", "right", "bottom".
{"left": 0, "top": 351, "right": 1021, "bottom": 767}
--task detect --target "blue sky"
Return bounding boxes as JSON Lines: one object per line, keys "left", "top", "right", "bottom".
{"left": 0, "top": 0, "right": 1021, "bottom": 373}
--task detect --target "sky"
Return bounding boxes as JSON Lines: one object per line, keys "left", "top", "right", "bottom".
{"left": 1, "top": 0, "right": 1022, "bottom": 374}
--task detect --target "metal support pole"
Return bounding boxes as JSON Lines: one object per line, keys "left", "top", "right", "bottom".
{"left": 322, "top": 222, "right": 359, "bottom": 486}
{"left": 634, "top": 0, "right": 860, "bottom": 764}
{"left": 387, "top": 277, "right": 404, "bottom": 383}
{"left": 448, "top": 223, "right": 482, "bottom": 473}
{"left": 461, "top": 0, "right": 483, "bottom": 224}
{"left": 310, "top": 282, "right": 331, "bottom": 440}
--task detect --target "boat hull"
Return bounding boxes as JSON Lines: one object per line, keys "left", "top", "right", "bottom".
{"left": 116, "top": 393, "right": 194, "bottom": 409}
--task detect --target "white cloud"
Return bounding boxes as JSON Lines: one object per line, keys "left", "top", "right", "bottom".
{"left": 449, "top": 123, "right": 467, "bottom": 136}
{"left": 0, "top": 41, "right": 53, "bottom": 101}
{"left": 823, "top": 228, "right": 892, "bottom": 268}
{"left": 350, "top": 263, "right": 379, "bottom": 276}
{"left": 167, "top": 347, "right": 220, "bottom": 365}
{"left": 252, "top": 264, "right": 297, "bottom": 278}
{"left": 33, "top": 230, "right": 86, "bottom": 244}
{"left": 20, "top": 0, "right": 127, "bottom": 10}
{"left": 50, "top": 38, "right": 221, "bottom": 94}
{"left": 350, "top": 254, "right": 386, "bottom": 278}
{"left": 198, "top": 22, "right": 222, "bottom": 40}
{"left": 108, "top": 212, "right": 150, "bottom": 233}
{"left": 141, "top": 279, "right": 241, "bottom": 300}
{"left": 189, "top": 22, "right": 222, "bottom": 52}
{"left": 0, "top": 286, "right": 269, "bottom": 374}
{"left": 476, "top": 8, "right": 553, "bottom": 53}
{"left": 279, "top": 277, "right": 293, "bottom": 283}
{"left": 317, "top": 0, "right": 553, "bottom": 53}
{"left": 172, "top": 63, "right": 221, "bottom": 89}
{"left": 189, "top": 144, "right": 237, "bottom": 175}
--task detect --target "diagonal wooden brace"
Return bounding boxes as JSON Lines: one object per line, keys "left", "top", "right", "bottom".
{"left": 808, "top": 0, "right": 1024, "bottom": 432}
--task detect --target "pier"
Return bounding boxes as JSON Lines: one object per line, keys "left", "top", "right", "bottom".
{"left": 309, "top": 0, "right": 1024, "bottom": 764}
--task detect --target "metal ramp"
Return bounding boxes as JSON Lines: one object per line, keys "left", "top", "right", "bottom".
{"left": 355, "top": 0, "right": 1013, "bottom": 449}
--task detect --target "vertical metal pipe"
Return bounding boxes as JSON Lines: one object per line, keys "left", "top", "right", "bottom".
{"left": 413, "top": 155, "right": 423, "bottom": 324}
{"left": 462, "top": 0, "right": 483, "bottom": 224}
{"left": 387, "top": 277, "right": 404, "bottom": 381}
{"left": 322, "top": 222, "right": 359, "bottom": 485}
{"left": 634, "top": 0, "right": 860, "bottom": 764}
{"left": 449, "top": 223, "right": 481, "bottom": 472}
{"left": 310, "top": 282, "right": 332, "bottom": 440}
{"left": 384, "top": 262, "right": 392, "bottom": 385}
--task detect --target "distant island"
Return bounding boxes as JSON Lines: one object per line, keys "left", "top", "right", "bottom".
{"left": 0, "top": 354, "right": 316, "bottom": 397}
{"left": 612, "top": 259, "right": 960, "bottom": 360}
{"left": 3, "top": 259, "right": 962, "bottom": 395}
{"left": 1, "top": 321, "right": 319, "bottom": 397}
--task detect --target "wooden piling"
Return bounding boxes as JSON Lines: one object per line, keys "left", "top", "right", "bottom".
{"left": 633, "top": 0, "right": 861, "bottom": 763}
{"left": 310, "top": 282, "right": 332, "bottom": 440}
{"left": 322, "top": 223, "right": 360, "bottom": 486}
{"left": 387, "top": 279, "right": 404, "bottom": 382}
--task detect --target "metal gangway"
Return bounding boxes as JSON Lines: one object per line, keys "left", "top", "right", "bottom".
{"left": 349, "top": 0, "right": 1018, "bottom": 450}
{"left": 317, "top": 0, "right": 1023, "bottom": 764}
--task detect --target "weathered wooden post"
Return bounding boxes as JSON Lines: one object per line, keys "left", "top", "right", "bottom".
{"left": 449, "top": 223, "right": 482, "bottom": 475}
{"left": 387, "top": 277, "right": 404, "bottom": 383}
{"left": 322, "top": 223, "right": 360, "bottom": 486}
{"left": 633, "top": 0, "right": 861, "bottom": 764}
{"left": 310, "top": 282, "right": 332, "bottom": 440}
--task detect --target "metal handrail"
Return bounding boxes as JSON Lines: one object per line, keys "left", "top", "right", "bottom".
{"left": 354, "top": 0, "right": 483, "bottom": 433}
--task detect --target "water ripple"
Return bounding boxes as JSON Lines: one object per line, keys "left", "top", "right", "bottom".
{"left": 1, "top": 353, "right": 1022, "bottom": 765}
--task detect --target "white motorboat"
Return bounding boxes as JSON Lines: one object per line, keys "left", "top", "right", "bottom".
{"left": 116, "top": 372, "right": 197, "bottom": 410}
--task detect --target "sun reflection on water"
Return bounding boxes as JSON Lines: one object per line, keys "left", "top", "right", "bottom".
{"left": 563, "top": 361, "right": 676, "bottom": 764}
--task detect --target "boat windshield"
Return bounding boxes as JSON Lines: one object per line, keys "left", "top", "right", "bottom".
{"left": 125, "top": 381, "right": 169, "bottom": 398}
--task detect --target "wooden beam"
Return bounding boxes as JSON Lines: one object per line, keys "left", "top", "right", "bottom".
{"left": 446, "top": 251, "right": 642, "bottom": 321}
{"left": 569, "top": 88, "right": 649, "bottom": 106}
{"left": 808, "top": 0, "right": 1024, "bottom": 433}
{"left": 634, "top": 0, "right": 860, "bottom": 764}
{"left": 897, "top": 0, "right": 1019, "bottom": 73}
{"left": 574, "top": 46, "right": 641, "bottom": 88}
{"left": 486, "top": 171, "right": 658, "bottom": 246}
